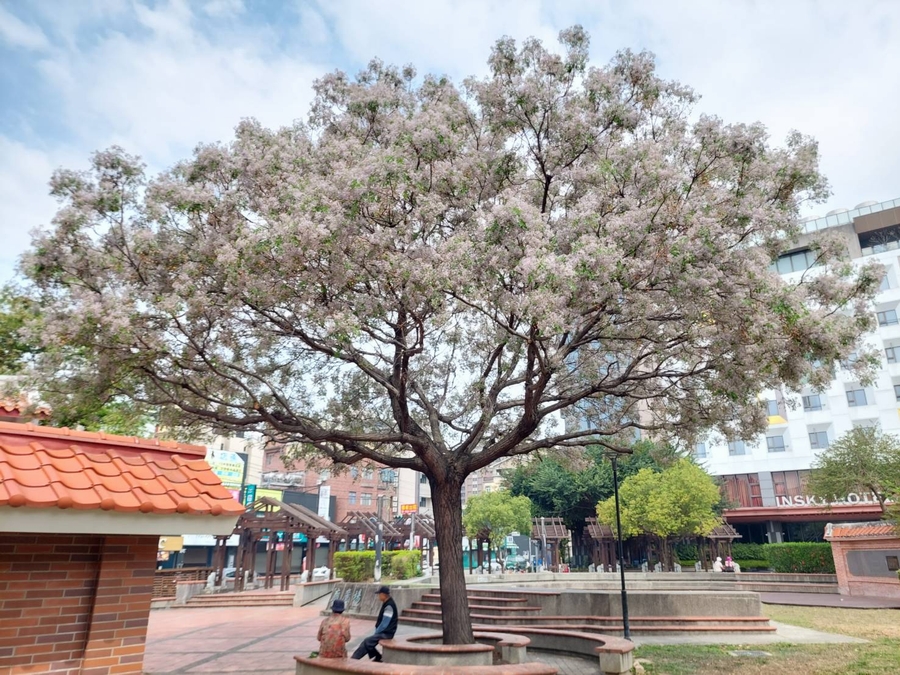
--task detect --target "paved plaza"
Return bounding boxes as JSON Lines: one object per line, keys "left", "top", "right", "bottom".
{"left": 143, "top": 594, "right": 878, "bottom": 675}
{"left": 143, "top": 600, "right": 598, "bottom": 674}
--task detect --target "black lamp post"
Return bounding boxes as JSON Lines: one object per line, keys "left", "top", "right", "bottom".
{"left": 609, "top": 453, "right": 631, "bottom": 640}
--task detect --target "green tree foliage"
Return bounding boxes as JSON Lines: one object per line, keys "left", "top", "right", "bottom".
{"left": 463, "top": 489, "right": 532, "bottom": 552}
{"left": 0, "top": 285, "right": 152, "bottom": 437}
{"left": 0, "top": 287, "right": 40, "bottom": 374}
{"left": 505, "top": 441, "right": 672, "bottom": 529}
{"left": 597, "top": 459, "right": 722, "bottom": 541}
{"left": 806, "top": 426, "right": 900, "bottom": 514}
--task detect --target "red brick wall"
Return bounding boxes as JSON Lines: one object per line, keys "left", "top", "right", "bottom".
{"left": 0, "top": 532, "right": 158, "bottom": 675}
{"left": 831, "top": 537, "right": 900, "bottom": 598}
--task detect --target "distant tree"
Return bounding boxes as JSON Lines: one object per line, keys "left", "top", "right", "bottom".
{"left": 505, "top": 441, "right": 674, "bottom": 530}
{"left": 463, "top": 489, "right": 532, "bottom": 563}
{"left": 807, "top": 426, "right": 900, "bottom": 515}
{"left": 0, "top": 285, "right": 152, "bottom": 437}
{"left": 596, "top": 459, "right": 722, "bottom": 570}
{"left": 0, "top": 286, "right": 40, "bottom": 374}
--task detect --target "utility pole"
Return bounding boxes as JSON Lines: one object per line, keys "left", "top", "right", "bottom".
{"left": 374, "top": 495, "right": 384, "bottom": 582}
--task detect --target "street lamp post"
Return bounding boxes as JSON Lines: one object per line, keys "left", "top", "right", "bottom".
{"left": 610, "top": 453, "right": 631, "bottom": 641}
{"left": 374, "top": 496, "right": 384, "bottom": 583}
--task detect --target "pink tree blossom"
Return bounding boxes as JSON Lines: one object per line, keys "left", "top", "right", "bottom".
{"left": 21, "top": 27, "right": 881, "bottom": 644}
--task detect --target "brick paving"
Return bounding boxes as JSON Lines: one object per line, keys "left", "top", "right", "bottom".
{"left": 144, "top": 604, "right": 601, "bottom": 674}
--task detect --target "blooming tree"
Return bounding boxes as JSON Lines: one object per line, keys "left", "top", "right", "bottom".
{"left": 22, "top": 27, "right": 881, "bottom": 643}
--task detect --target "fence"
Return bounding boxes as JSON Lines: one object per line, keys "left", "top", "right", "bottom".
{"left": 153, "top": 567, "right": 214, "bottom": 598}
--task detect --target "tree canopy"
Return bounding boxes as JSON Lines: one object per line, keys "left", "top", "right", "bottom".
{"left": 806, "top": 426, "right": 900, "bottom": 514}
{"left": 18, "top": 27, "right": 881, "bottom": 643}
{"left": 462, "top": 489, "right": 532, "bottom": 553}
{"left": 505, "top": 441, "right": 673, "bottom": 530}
{"left": 596, "top": 458, "right": 722, "bottom": 549}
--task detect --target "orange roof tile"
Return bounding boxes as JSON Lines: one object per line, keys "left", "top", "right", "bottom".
{"left": 827, "top": 521, "right": 898, "bottom": 539}
{"left": 0, "top": 421, "right": 245, "bottom": 518}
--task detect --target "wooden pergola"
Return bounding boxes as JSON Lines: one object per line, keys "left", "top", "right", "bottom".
{"left": 392, "top": 514, "right": 436, "bottom": 567}
{"left": 219, "top": 497, "right": 347, "bottom": 591}
{"left": 533, "top": 517, "right": 570, "bottom": 571}
{"left": 338, "top": 510, "right": 402, "bottom": 548}
{"left": 585, "top": 517, "right": 617, "bottom": 571}
{"left": 698, "top": 523, "right": 742, "bottom": 570}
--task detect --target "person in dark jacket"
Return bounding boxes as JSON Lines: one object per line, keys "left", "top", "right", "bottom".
{"left": 351, "top": 585, "right": 398, "bottom": 661}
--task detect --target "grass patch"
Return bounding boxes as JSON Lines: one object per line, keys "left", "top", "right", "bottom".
{"left": 633, "top": 605, "right": 900, "bottom": 675}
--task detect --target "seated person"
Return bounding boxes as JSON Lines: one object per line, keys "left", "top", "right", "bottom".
{"left": 351, "top": 585, "right": 398, "bottom": 662}
{"left": 317, "top": 599, "right": 351, "bottom": 658}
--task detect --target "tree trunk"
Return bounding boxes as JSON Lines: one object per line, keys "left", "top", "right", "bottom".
{"left": 431, "top": 477, "right": 474, "bottom": 645}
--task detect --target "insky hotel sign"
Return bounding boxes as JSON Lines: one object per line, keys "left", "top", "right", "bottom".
{"left": 775, "top": 492, "right": 885, "bottom": 507}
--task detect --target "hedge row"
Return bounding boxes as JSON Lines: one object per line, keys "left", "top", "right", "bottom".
{"left": 674, "top": 542, "right": 835, "bottom": 573}
{"left": 764, "top": 543, "right": 835, "bottom": 574}
{"left": 333, "top": 551, "right": 422, "bottom": 582}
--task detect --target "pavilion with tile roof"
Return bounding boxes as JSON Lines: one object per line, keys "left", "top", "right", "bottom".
{"left": 825, "top": 520, "right": 900, "bottom": 599}
{"left": 0, "top": 419, "right": 245, "bottom": 675}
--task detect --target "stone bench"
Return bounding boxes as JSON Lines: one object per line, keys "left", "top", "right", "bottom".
{"left": 294, "top": 656, "right": 556, "bottom": 675}
{"left": 381, "top": 632, "right": 530, "bottom": 666}
{"left": 487, "top": 627, "right": 634, "bottom": 675}
{"left": 295, "top": 579, "right": 342, "bottom": 607}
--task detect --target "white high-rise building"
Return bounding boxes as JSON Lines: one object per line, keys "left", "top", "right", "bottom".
{"left": 704, "top": 197, "right": 900, "bottom": 543}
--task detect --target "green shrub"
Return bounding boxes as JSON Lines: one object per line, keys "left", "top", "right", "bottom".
{"left": 764, "top": 543, "right": 835, "bottom": 574}
{"left": 334, "top": 550, "right": 423, "bottom": 581}
{"left": 732, "top": 543, "right": 768, "bottom": 560}
{"left": 734, "top": 559, "right": 769, "bottom": 570}
{"left": 674, "top": 542, "right": 699, "bottom": 561}
{"left": 334, "top": 551, "right": 376, "bottom": 581}
{"left": 386, "top": 551, "right": 421, "bottom": 580}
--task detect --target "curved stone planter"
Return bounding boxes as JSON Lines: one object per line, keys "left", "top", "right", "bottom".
{"left": 381, "top": 632, "right": 530, "bottom": 666}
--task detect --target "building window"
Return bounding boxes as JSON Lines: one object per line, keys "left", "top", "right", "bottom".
{"left": 773, "top": 248, "right": 817, "bottom": 274}
{"left": 695, "top": 442, "right": 707, "bottom": 459}
{"left": 420, "top": 473, "right": 428, "bottom": 483}
{"left": 348, "top": 491, "right": 357, "bottom": 505}
{"left": 266, "top": 453, "right": 274, "bottom": 467}
{"left": 809, "top": 431, "right": 829, "bottom": 449}
{"left": 895, "top": 384, "right": 900, "bottom": 402}
{"left": 881, "top": 274, "right": 892, "bottom": 292}
{"left": 727, "top": 441, "right": 746, "bottom": 456}
{"left": 802, "top": 394, "right": 823, "bottom": 411}
{"left": 350, "top": 467, "right": 359, "bottom": 479}
{"left": 846, "top": 389, "right": 868, "bottom": 407}
{"left": 877, "top": 309, "right": 899, "bottom": 326}
{"left": 887, "top": 346, "right": 900, "bottom": 364}
{"left": 319, "top": 469, "right": 331, "bottom": 481}
{"left": 419, "top": 496, "right": 427, "bottom": 507}
{"left": 361, "top": 493, "right": 372, "bottom": 506}
{"left": 380, "top": 469, "right": 396, "bottom": 484}
{"left": 765, "top": 399, "right": 779, "bottom": 416}
{"left": 766, "top": 436, "right": 787, "bottom": 453}
{"left": 363, "top": 467, "right": 374, "bottom": 480}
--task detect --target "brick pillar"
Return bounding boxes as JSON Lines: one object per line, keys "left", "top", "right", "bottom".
{"left": 79, "top": 535, "right": 157, "bottom": 675}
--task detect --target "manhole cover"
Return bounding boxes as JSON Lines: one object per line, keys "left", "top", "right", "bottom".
{"left": 728, "top": 650, "right": 772, "bottom": 658}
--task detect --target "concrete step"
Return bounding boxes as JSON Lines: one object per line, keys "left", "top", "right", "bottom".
{"left": 410, "top": 601, "right": 543, "bottom": 616}
{"left": 421, "top": 593, "right": 530, "bottom": 605}
{"left": 183, "top": 592, "right": 294, "bottom": 608}
{"left": 399, "top": 615, "right": 776, "bottom": 635}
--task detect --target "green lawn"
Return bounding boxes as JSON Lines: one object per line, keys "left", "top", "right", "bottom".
{"left": 633, "top": 605, "right": 900, "bottom": 675}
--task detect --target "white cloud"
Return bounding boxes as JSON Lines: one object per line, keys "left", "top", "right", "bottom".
{"left": 0, "top": 3, "right": 49, "bottom": 50}
{"left": 202, "top": 0, "right": 245, "bottom": 18}
{"left": 1, "top": 0, "right": 899, "bottom": 283}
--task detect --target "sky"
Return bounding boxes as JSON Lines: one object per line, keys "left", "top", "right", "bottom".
{"left": 1, "top": 0, "right": 899, "bottom": 282}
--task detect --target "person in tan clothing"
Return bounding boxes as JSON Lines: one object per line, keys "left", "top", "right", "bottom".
{"left": 317, "top": 598, "right": 351, "bottom": 658}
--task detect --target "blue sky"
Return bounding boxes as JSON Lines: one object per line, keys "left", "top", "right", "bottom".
{"left": 2, "top": 0, "right": 899, "bottom": 281}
